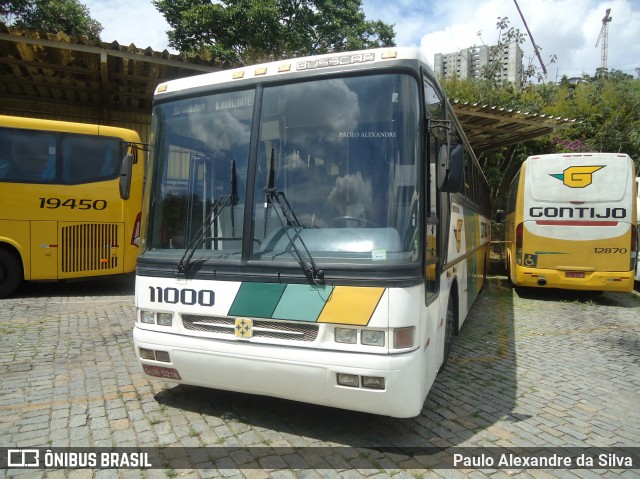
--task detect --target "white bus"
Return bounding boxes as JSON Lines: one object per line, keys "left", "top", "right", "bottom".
{"left": 133, "top": 48, "right": 491, "bottom": 418}
{"left": 500, "top": 153, "right": 637, "bottom": 292}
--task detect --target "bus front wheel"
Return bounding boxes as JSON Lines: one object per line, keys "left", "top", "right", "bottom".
{"left": 0, "top": 249, "right": 22, "bottom": 298}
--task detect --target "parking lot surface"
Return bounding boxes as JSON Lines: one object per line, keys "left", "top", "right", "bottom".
{"left": 1, "top": 273, "right": 639, "bottom": 478}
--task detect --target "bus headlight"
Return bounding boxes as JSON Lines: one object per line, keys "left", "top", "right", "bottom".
{"left": 362, "top": 376, "right": 385, "bottom": 389}
{"left": 139, "top": 310, "right": 173, "bottom": 326}
{"left": 335, "top": 328, "right": 357, "bottom": 344}
{"left": 361, "top": 330, "right": 385, "bottom": 346}
{"left": 156, "top": 313, "right": 173, "bottom": 326}
{"left": 140, "top": 310, "right": 155, "bottom": 324}
{"left": 139, "top": 348, "right": 155, "bottom": 360}
{"left": 337, "top": 373, "right": 359, "bottom": 387}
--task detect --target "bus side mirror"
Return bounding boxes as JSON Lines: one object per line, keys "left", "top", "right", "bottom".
{"left": 439, "top": 144, "right": 464, "bottom": 193}
{"left": 119, "top": 153, "right": 133, "bottom": 200}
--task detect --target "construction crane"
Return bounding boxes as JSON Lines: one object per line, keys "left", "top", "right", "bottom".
{"left": 595, "top": 8, "right": 612, "bottom": 70}
{"left": 513, "top": 0, "right": 547, "bottom": 75}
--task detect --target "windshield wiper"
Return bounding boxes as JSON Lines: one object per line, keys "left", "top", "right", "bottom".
{"left": 177, "top": 195, "right": 234, "bottom": 274}
{"left": 264, "top": 149, "right": 324, "bottom": 284}
{"left": 177, "top": 160, "right": 239, "bottom": 275}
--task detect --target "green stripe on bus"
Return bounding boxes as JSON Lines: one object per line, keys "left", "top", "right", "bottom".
{"left": 272, "top": 284, "right": 333, "bottom": 321}
{"left": 228, "top": 282, "right": 287, "bottom": 318}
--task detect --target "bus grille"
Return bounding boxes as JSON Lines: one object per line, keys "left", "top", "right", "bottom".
{"left": 61, "top": 224, "right": 119, "bottom": 273}
{"left": 182, "top": 315, "right": 319, "bottom": 342}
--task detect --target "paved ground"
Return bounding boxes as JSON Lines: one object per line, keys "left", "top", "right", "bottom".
{"left": 1, "top": 270, "right": 639, "bottom": 478}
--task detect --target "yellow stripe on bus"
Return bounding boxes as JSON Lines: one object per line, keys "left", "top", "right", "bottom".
{"left": 317, "top": 287, "right": 385, "bottom": 325}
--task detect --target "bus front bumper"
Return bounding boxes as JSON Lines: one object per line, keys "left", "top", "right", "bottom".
{"left": 133, "top": 326, "right": 427, "bottom": 418}
{"left": 514, "top": 266, "right": 634, "bottom": 292}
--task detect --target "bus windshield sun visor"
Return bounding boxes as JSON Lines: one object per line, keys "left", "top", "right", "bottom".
{"left": 264, "top": 149, "right": 324, "bottom": 285}
{"left": 176, "top": 160, "right": 239, "bottom": 275}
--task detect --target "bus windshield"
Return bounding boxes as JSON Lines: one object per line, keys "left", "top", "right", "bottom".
{"left": 0, "top": 128, "right": 127, "bottom": 184}
{"left": 148, "top": 73, "right": 421, "bottom": 269}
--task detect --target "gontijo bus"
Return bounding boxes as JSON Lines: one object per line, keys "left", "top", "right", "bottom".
{"left": 500, "top": 152, "right": 637, "bottom": 292}
{"left": 134, "top": 47, "right": 491, "bottom": 418}
{"left": 0, "top": 115, "right": 145, "bottom": 297}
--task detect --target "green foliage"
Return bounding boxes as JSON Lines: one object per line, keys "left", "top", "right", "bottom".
{"left": 474, "top": 17, "right": 556, "bottom": 90}
{"left": 442, "top": 16, "right": 639, "bottom": 214}
{"left": 546, "top": 71, "right": 640, "bottom": 159}
{"left": 1, "top": 0, "right": 102, "bottom": 39}
{"left": 153, "top": 0, "right": 395, "bottom": 66}
{"left": 0, "top": 0, "right": 29, "bottom": 20}
{"left": 443, "top": 73, "right": 640, "bottom": 213}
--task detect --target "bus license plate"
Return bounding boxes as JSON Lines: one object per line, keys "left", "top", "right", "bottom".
{"left": 143, "top": 364, "right": 181, "bottom": 380}
{"left": 566, "top": 272, "right": 585, "bottom": 278}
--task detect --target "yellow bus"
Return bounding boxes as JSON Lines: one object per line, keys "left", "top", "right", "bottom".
{"left": 636, "top": 176, "right": 640, "bottom": 284}
{"left": 0, "top": 115, "right": 145, "bottom": 297}
{"left": 500, "top": 152, "right": 638, "bottom": 292}
{"left": 133, "top": 48, "right": 491, "bottom": 418}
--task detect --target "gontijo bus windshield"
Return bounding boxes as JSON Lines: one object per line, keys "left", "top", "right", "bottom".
{"left": 134, "top": 48, "right": 491, "bottom": 418}
{"left": 0, "top": 115, "right": 145, "bottom": 297}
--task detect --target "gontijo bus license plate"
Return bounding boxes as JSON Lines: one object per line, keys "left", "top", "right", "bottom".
{"left": 565, "top": 271, "right": 585, "bottom": 278}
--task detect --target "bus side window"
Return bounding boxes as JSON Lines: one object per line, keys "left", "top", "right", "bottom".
{"left": 0, "top": 128, "right": 56, "bottom": 182}
{"left": 0, "top": 129, "right": 19, "bottom": 180}
{"left": 62, "top": 136, "right": 120, "bottom": 184}
{"left": 41, "top": 135, "right": 57, "bottom": 181}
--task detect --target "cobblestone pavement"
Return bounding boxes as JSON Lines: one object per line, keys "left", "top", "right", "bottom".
{"left": 1, "top": 273, "right": 639, "bottom": 479}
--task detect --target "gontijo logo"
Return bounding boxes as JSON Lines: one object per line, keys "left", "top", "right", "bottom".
{"left": 550, "top": 165, "right": 604, "bottom": 188}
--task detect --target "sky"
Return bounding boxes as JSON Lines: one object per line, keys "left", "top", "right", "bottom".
{"left": 82, "top": 0, "right": 640, "bottom": 81}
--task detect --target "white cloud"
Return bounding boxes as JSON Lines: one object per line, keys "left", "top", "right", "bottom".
{"left": 83, "top": 0, "right": 175, "bottom": 52}
{"left": 80, "top": 0, "right": 640, "bottom": 78}
{"left": 415, "top": 0, "right": 640, "bottom": 79}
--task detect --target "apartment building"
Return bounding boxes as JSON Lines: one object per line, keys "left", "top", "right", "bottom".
{"left": 433, "top": 43, "right": 523, "bottom": 88}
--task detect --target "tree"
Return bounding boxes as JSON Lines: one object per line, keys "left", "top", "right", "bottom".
{"left": 153, "top": 0, "right": 395, "bottom": 66}
{"left": 468, "top": 17, "right": 556, "bottom": 96}
{"left": 545, "top": 71, "right": 640, "bottom": 159}
{"left": 443, "top": 69, "right": 640, "bottom": 214}
{"left": 441, "top": 16, "right": 640, "bottom": 214}
{"left": 1, "top": 0, "right": 102, "bottom": 40}
{"left": 0, "top": 0, "right": 29, "bottom": 22}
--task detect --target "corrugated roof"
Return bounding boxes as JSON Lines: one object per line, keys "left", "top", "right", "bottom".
{"left": 451, "top": 100, "right": 577, "bottom": 153}
{"left": 0, "top": 25, "right": 576, "bottom": 151}
{"left": 0, "top": 24, "right": 219, "bottom": 116}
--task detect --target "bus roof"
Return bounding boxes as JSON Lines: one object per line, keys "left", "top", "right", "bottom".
{"left": 526, "top": 152, "right": 631, "bottom": 161}
{"left": 0, "top": 114, "right": 141, "bottom": 142}
{"left": 154, "top": 47, "right": 431, "bottom": 97}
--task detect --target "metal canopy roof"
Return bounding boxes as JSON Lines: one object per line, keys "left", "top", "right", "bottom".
{"left": 451, "top": 100, "right": 577, "bottom": 154}
{"left": 0, "top": 25, "right": 576, "bottom": 150}
{"left": 0, "top": 24, "right": 219, "bottom": 117}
